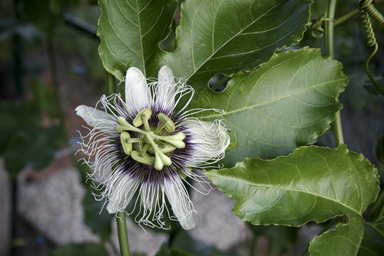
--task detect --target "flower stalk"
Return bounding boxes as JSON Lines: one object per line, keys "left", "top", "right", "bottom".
{"left": 116, "top": 211, "right": 131, "bottom": 256}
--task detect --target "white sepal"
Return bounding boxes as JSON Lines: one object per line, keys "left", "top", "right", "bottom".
{"left": 75, "top": 105, "right": 114, "bottom": 127}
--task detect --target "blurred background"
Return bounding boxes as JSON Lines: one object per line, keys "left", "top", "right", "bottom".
{"left": 0, "top": 0, "right": 383, "bottom": 256}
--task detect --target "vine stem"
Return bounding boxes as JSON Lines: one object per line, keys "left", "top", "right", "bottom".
{"left": 116, "top": 211, "right": 131, "bottom": 256}
{"left": 334, "top": 8, "right": 359, "bottom": 26}
{"left": 325, "top": 0, "right": 344, "bottom": 146}
{"left": 106, "top": 71, "right": 116, "bottom": 96}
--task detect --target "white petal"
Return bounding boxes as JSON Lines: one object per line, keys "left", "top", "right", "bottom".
{"left": 164, "top": 178, "right": 195, "bottom": 230}
{"left": 125, "top": 67, "right": 151, "bottom": 112}
{"left": 158, "top": 65, "right": 174, "bottom": 85}
{"left": 184, "top": 119, "right": 230, "bottom": 167}
{"left": 75, "top": 105, "right": 114, "bottom": 127}
{"left": 154, "top": 66, "right": 176, "bottom": 113}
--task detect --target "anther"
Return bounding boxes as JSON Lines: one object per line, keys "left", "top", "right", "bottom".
{"left": 131, "top": 151, "right": 155, "bottom": 165}
{"left": 132, "top": 108, "right": 152, "bottom": 128}
{"left": 115, "top": 116, "right": 148, "bottom": 135}
{"left": 155, "top": 113, "right": 175, "bottom": 134}
{"left": 120, "top": 132, "right": 132, "bottom": 156}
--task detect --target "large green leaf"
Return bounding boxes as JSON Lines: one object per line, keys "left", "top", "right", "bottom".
{"left": 194, "top": 47, "right": 349, "bottom": 166}
{"left": 148, "top": 0, "right": 312, "bottom": 91}
{"left": 98, "top": 0, "right": 177, "bottom": 80}
{"left": 206, "top": 145, "right": 380, "bottom": 255}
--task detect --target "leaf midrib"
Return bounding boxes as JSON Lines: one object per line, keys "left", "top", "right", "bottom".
{"left": 210, "top": 173, "right": 362, "bottom": 216}
{"left": 199, "top": 77, "right": 346, "bottom": 120}
{"left": 185, "top": 1, "right": 277, "bottom": 81}
{"left": 136, "top": 0, "right": 146, "bottom": 75}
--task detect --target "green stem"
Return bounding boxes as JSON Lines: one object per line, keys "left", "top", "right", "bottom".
{"left": 334, "top": 8, "right": 359, "bottom": 26}
{"left": 325, "top": 0, "right": 344, "bottom": 146}
{"left": 106, "top": 71, "right": 116, "bottom": 95}
{"left": 11, "top": 179, "right": 18, "bottom": 256}
{"left": 116, "top": 211, "right": 131, "bottom": 256}
{"left": 251, "top": 235, "right": 258, "bottom": 256}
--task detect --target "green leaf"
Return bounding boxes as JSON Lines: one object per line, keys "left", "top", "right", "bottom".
{"left": 155, "top": 243, "right": 196, "bottom": 256}
{"left": 149, "top": 0, "right": 312, "bottom": 91}
{"left": 49, "top": 243, "right": 109, "bottom": 256}
{"left": 358, "top": 217, "right": 384, "bottom": 255}
{"left": 206, "top": 145, "right": 380, "bottom": 255}
{"left": 195, "top": 47, "right": 349, "bottom": 166}
{"left": 97, "top": 0, "right": 177, "bottom": 80}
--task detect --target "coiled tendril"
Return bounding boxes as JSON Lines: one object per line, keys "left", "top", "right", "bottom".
{"left": 358, "top": 0, "right": 384, "bottom": 96}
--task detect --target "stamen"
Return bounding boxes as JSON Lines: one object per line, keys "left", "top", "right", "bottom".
{"left": 141, "top": 114, "right": 151, "bottom": 132}
{"left": 148, "top": 144, "right": 176, "bottom": 154}
{"left": 115, "top": 117, "right": 147, "bottom": 135}
{"left": 131, "top": 151, "right": 155, "bottom": 165}
{"left": 152, "top": 132, "right": 186, "bottom": 148}
{"left": 132, "top": 108, "right": 152, "bottom": 127}
{"left": 120, "top": 132, "right": 132, "bottom": 155}
{"left": 140, "top": 143, "right": 150, "bottom": 157}
{"left": 155, "top": 113, "right": 175, "bottom": 134}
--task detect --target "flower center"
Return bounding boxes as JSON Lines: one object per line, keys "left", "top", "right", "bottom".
{"left": 114, "top": 108, "right": 186, "bottom": 170}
